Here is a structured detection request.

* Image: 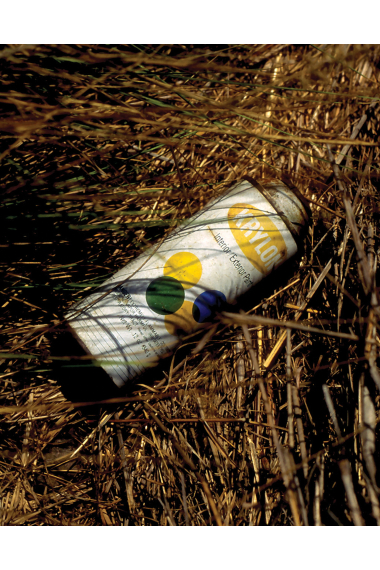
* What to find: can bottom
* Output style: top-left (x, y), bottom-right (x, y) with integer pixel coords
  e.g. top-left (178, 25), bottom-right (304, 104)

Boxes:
top-left (51, 327), bottom-right (122, 404)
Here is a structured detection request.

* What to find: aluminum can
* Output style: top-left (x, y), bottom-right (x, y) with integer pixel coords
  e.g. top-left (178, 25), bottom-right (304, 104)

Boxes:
top-left (64, 178), bottom-right (308, 389)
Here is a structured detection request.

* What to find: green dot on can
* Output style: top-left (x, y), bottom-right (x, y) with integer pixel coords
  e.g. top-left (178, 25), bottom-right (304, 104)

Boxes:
top-left (146, 276), bottom-right (185, 315)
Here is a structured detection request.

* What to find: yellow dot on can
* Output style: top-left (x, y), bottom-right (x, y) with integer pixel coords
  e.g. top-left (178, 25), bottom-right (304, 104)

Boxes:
top-left (165, 301), bottom-right (195, 336)
top-left (164, 252), bottom-right (202, 289)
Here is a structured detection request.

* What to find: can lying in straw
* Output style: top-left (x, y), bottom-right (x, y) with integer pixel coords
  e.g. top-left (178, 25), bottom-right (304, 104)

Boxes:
top-left (56, 178), bottom-right (308, 398)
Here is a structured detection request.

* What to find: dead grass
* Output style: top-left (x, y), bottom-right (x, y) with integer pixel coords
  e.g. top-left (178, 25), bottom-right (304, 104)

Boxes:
top-left (1, 44), bottom-right (380, 525)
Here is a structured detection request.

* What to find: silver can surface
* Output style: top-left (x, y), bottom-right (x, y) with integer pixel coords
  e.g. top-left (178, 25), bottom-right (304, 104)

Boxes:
top-left (64, 178), bottom-right (308, 388)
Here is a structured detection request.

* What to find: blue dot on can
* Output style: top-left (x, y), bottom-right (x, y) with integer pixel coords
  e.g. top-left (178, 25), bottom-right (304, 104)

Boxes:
top-left (192, 290), bottom-right (227, 323)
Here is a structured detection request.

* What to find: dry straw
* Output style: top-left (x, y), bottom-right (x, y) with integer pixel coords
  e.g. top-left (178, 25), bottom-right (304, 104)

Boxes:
top-left (1, 44), bottom-right (380, 526)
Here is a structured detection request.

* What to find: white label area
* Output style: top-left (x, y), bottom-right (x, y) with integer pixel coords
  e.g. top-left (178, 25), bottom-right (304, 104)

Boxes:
top-left (66, 181), bottom-right (297, 387)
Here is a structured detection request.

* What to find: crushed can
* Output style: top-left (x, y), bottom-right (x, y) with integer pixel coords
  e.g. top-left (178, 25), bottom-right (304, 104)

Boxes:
top-left (55, 178), bottom-right (308, 398)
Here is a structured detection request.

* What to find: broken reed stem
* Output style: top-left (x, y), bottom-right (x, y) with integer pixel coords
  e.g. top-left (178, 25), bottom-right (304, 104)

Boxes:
top-left (144, 402), bottom-right (223, 526)
top-left (241, 321), bottom-right (307, 525)
top-left (100, 418), bottom-right (290, 431)
top-left (339, 459), bottom-right (365, 526)
top-left (292, 385), bottom-right (309, 480)
top-left (287, 382), bottom-right (295, 450)
top-left (225, 310), bottom-right (359, 342)
top-left (327, 145), bottom-right (372, 295)
top-left (335, 101), bottom-right (378, 165)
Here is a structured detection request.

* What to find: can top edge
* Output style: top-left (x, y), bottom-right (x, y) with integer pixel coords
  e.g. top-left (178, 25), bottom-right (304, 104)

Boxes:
top-left (260, 178), bottom-right (309, 239)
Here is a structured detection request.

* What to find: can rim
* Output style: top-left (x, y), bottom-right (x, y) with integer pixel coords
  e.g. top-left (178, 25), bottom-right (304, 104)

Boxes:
top-left (242, 175), bottom-right (308, 240)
